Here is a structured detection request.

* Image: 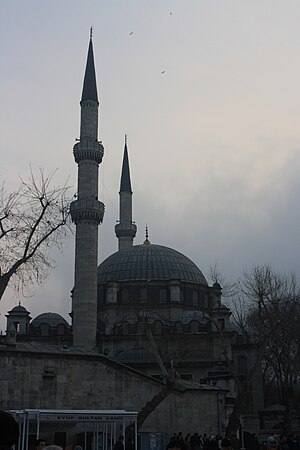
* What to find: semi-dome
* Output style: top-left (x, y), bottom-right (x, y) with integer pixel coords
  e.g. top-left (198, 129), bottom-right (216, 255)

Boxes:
top-left (97, 243), bottom-right (207, 285)
top-left (31, 312), bottom-right (70, 328)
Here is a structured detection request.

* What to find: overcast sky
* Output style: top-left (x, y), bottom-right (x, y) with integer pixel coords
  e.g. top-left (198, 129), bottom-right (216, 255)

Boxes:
top-left (1, 0), bottom-right (300, 331)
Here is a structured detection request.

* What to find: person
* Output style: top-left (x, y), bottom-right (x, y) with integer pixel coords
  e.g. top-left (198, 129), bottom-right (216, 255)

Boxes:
top-left (36, 439), bottom-right (46, 450)
top-left (191, 433), bottom-right (201, 450)
top-left (125, 438), bottom-right (134, 450)
top-left (113, 436), bottom-right (124, 450)
top-left (185, 434), bottom-right (191, 450)
top-left (267, 436), bottom-right (279, 450)
top-left (169, 440), bottom-right (186, 450)
top-left (0, 410), bottom-right (19, 450)
top-left (221, 438), bottom-right (232, 450)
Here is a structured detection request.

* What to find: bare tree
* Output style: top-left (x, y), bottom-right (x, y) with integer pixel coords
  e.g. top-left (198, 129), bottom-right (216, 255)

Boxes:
top-left (241, 265), bottom-right (300, 433)
top-left (208, 262), bottom-right (239, 298)
top-left (0, 169), bottom-right (71, 301)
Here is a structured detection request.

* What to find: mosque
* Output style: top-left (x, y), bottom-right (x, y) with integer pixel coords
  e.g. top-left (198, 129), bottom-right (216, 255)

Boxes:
top-left (0, 35), bottom-right (264, 439)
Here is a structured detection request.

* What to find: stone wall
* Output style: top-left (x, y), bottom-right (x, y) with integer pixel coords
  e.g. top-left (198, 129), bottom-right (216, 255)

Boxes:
top-left (0, 348), bottom-right (225, 435)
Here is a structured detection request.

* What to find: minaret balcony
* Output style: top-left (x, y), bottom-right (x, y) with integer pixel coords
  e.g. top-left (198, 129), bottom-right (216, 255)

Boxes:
top-left (70, 198), bottom-right (105, 224)
top-left (73, 139), bottom-right (104, 164)
top-left (115, 221), bottom-right (137, 238)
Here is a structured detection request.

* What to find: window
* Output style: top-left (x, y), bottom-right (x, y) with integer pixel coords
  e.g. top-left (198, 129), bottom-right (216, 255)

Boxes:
top-left (13, 322), bottom-right (20, 333)
top-left (192, 291), bottom-right (198, 307)
top-left (217, 318), bottom-right (225, 330)
top-left (57, 324), bottom-right (66, 336)
top-left (180, 374), bottom-right (193, 381)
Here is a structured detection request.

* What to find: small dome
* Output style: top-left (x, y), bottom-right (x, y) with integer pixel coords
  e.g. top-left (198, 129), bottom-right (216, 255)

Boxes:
top-left (8, 304), bottom-right (30, 314)
top-left (98, 244), bottom-right (207, 285)
top-left (31, 312), bottom-right (70, 328)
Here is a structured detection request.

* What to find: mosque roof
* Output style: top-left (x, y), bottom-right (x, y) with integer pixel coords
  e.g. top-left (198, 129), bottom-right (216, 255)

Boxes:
top-left (7, 305), bottom-right (30, 315)
top-left (97, 244), bottom-right (208, 285)
top-left (31, 313), bottom-right (70, 328)
top-left (115, 347), bottom-right (157, 364)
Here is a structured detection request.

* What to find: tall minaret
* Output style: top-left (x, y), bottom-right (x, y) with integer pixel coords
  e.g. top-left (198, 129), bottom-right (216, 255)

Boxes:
top-left (115, 136), bottom-right (137, 250)
top-left (70, 31), bottom-right (104, 348)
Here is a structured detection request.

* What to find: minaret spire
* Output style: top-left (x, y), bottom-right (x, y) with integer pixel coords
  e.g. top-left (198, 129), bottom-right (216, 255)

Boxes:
top-left (81, 32), bottom-right (98, 104)
top-left (115, 136), bottom-right (137, 250)
top-left (70, 34), bottom-right (105, 348)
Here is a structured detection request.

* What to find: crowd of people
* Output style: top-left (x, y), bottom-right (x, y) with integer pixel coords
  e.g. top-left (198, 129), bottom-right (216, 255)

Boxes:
top-left (166, 432), bottom-right (300, 450)
top-left (1, 409), bottom-right (300, 450)
top-left (166, 433), bottom-right (240, 450)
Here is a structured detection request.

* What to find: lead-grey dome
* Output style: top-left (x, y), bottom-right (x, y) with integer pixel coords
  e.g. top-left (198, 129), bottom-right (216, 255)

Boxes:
top-left (8, 305), bottom-right (29, 314)
top-left (97, 244), bottom-right (207, 285)
top-left (31, 312), bottom-right (70, 328)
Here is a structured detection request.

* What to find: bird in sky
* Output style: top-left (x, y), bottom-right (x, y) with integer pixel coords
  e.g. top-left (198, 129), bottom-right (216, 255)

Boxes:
top-left (161, 70), bottom-right (166, 74)
top-left (129, 31), bottom-right (134, 35)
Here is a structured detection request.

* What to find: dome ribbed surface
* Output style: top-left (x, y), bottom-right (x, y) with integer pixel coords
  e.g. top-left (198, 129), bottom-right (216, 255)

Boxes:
top-left (31, 313), bottom-right (70, 328)
top-left (97, 244), bottom-right (207, 285)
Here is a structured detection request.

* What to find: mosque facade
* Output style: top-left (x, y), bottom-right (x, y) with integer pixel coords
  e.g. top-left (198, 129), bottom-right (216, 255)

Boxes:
top-left (0, 36), bottom-right (264, 438)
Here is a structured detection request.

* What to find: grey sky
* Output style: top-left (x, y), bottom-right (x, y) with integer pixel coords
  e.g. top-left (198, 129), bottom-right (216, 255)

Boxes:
top-left (1, 0), bottom-right (300, 330)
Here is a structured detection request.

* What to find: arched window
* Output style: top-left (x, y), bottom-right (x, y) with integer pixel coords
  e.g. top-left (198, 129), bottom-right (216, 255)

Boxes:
top-left (218, 318), bottom-right (225, 330)
top-left (192, 291), bottom-right (198, 307)
top-left (13, 322), bottom-right (20, 333)
top-left (57, 324), bottom-right (66, 336)
top-left (238, 355), bottom-right (248, 376)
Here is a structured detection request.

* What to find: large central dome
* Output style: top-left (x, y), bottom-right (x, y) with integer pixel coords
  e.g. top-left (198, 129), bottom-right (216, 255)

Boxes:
top-left (97, 244), bottom-right (207, 285)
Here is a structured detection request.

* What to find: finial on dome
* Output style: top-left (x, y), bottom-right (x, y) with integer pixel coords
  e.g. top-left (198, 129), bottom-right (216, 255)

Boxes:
top-left (90, 27), bottom-right (93, 39)
top-left (143, 225), bottom-right (151, 245)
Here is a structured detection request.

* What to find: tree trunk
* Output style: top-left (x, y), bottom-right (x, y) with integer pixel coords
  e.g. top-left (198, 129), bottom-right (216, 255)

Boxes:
top-left (226, 388), bottom-right (247, 436)
top-left (283, 389), bottom-right (292, 435)
top-left (0, 273), bottom-right (10, 301)
top-left (137, 381), bottom-right (175, 429)
top-left (126, 381), bottom-right (175, 437)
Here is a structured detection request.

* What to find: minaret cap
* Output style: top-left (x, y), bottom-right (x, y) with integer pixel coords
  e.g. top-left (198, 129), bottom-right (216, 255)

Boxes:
top-left (81, 32), bottom-right (98, 102)
top-left (120, 135), bottom-right (133, 193)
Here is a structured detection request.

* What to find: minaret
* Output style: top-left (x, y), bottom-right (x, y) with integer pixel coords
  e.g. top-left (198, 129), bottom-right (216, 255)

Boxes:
top-left (115, 136), bottom-right (137, 250)
top-left (70, 31), bottom-right (104, 348)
